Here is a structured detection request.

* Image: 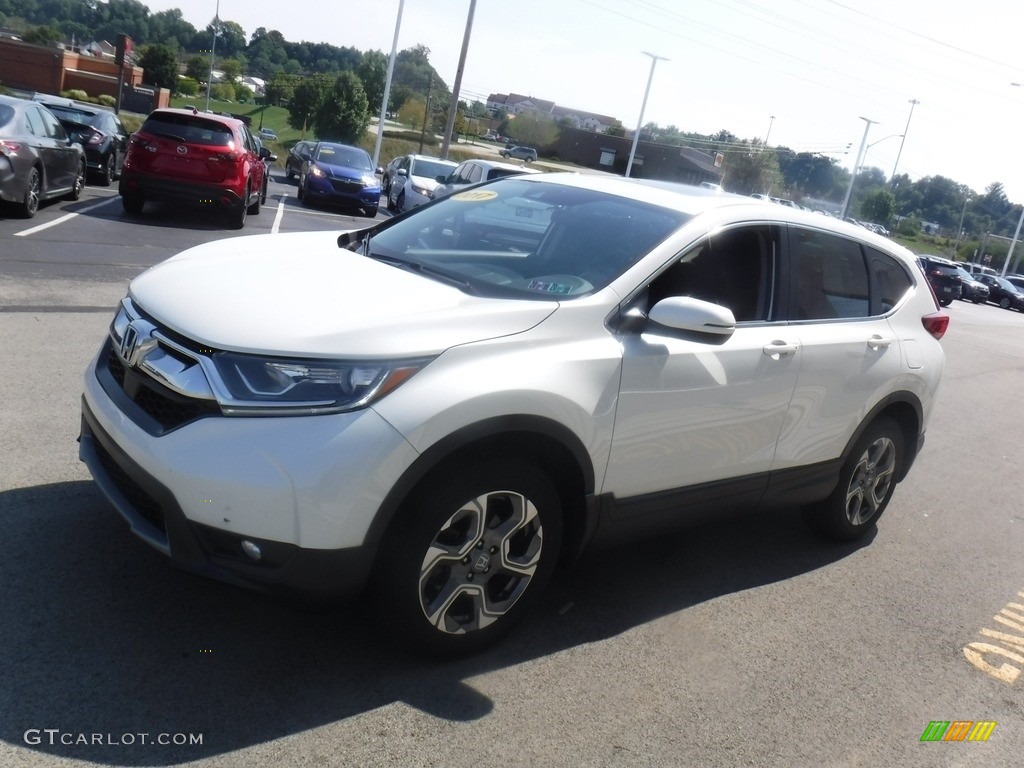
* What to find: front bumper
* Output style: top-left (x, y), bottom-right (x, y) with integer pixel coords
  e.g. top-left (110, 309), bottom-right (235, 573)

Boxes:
top-left (305, 175), bottom-right (380, 209)
top-left (80, 344), bottom-right (420, 600)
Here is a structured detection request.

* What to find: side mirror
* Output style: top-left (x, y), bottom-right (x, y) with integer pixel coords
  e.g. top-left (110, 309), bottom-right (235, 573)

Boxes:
top-left (647, 296), bottom-right (736, 340)
top-left (375, 166), bottom-right (384, 175)
top-left (397, 168), bottom-right (408, 178)
top-left (435, 174), bottom-right (448, 183)
top-left (300, 152), bottom-right (312, 161)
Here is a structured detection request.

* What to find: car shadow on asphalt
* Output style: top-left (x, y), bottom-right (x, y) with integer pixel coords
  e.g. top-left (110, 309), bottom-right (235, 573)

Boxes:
top-left (0, 480), bottom-right (870, 765)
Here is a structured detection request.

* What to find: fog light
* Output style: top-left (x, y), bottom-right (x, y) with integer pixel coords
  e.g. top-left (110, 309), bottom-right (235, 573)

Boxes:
top-left (241, 540), bottom-right (262, 561)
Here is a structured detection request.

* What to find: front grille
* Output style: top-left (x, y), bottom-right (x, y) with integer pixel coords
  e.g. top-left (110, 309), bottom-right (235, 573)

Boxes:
top-left (330, 178), bottom-right (363, 194)
top-left (102, 339), bottom-right (220, 434)
top-left (93, 439), bottom-right (166, 533)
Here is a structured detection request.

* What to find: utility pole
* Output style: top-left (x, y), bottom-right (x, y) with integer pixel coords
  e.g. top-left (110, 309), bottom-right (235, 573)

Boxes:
top-left (890, 99), bottom-right (918, 181)
top-left (440, 0), bottom-right (477, 160)
top-left (841, 116), bottom-right (877, 220)
top-left (418, 72), bottom-right (433, 154)
top-left (625, 52), bottom-right (668, 178)
top-left (204, 0), bottom-right (220, 113)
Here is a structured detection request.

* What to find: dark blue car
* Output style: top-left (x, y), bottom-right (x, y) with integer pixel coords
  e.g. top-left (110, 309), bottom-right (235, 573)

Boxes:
top-left (297, 142), bottom-right (381, 218)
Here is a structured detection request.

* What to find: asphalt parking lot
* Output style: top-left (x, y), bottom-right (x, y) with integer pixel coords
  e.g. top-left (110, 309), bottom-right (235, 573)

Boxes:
top-left (1, 179), bottom-right (1023, 767)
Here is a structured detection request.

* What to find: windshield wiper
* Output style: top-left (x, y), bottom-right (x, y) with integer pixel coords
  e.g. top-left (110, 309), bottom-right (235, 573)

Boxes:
top-left (366, 252), bottom-right (478, 294)
top-left (152, 131), bottom-right (188, 142)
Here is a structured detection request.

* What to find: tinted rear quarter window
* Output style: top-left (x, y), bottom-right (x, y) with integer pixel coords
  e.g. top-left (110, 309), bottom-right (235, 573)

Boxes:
top-left (791, 228), bottom-right (869, 319)
top-left (866, 247), bottom-right (913, 313)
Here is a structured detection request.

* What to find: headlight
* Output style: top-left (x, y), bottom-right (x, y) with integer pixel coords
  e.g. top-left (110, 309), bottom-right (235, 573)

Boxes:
top-left (412, 184), bottom-right (430, 196)
top-left (362, 174), bottom-right (378, 187)
top-left (211, 352), bottom-right (431, 415)
top-left (310, 164), bottom-right (325, 178)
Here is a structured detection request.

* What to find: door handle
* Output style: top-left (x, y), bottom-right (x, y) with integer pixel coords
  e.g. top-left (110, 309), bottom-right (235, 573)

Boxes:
top-left (763, 341), bottom-right (799, 358)
top-left (867, 335), bottom-right (893, 350)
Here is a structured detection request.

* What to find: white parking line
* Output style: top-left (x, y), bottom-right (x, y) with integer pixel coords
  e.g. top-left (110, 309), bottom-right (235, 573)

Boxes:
top-left (14, 197), bottom-right (119, 237)
top-left (272, 194), bottom-right (288, 234)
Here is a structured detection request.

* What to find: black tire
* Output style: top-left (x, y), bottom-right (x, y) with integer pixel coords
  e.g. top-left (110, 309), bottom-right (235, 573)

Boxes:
top-left (938, 297), bottom-right (952, 307)
top-left (395, 190), bottom-right (405, 213)
top-left (121, 193), bottom-right (144, 214)
top-left (230, 185), bottom-right (250, 229)
top-left (999, 297), bottom-right (1011, 309)
top-left (99, 153), bottom-right (115, 186)
top-left (247, 185), bottom-right (261, 216)
top-left (381, 174), bottom-right (391, 195)
top-left (363, 205), bottom-right (379, 219)
top-left (19, 167), bottom-right (41, 218)
top-left (68, 160), bottom-right (85, 201)
top-left (973, 297), bottom-right (983, 304)
top-left (297, 176), bottom-right (305, 201)
top-left (286, 166), bottom-right (295, 181)
top-left (375, 459), bottom-right (563, 657)
top-left (802, 416), bottom-right (903, 541)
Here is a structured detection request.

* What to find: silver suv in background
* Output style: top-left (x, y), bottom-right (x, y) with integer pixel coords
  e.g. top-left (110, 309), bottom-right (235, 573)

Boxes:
top-left (430, 158), bottom-right (540, 200)
top-left (500, 145), bottom-right (538, 162)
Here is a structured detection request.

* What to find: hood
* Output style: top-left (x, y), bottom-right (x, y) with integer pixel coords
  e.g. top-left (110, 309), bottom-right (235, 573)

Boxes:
top-left (128, 230), bottom-right (557, 357)
top-left (319, 160), bottom-right (372, 182)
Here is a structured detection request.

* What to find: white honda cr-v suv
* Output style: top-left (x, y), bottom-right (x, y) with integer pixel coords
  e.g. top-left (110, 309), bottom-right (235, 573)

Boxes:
top-left (80, 174), bottom-right (947, 655)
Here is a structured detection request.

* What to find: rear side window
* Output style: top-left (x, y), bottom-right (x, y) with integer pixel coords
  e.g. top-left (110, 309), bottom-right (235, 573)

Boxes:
top-left (866, 247), bottom-right (913, 313)
top-left (790, 228), bottom-right (869, 320)
top-left (142, 114), bottom-right (234, 146)
top-left (0, 104), bottom-right (15, 129)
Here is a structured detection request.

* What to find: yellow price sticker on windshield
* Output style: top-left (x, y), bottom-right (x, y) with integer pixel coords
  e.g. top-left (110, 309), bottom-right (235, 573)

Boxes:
top-left (451, 189), bottom-right (498, 202)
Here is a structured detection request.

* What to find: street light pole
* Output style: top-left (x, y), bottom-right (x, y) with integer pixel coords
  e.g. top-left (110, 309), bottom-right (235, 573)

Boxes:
top-left (763, 115), bottom-right (775, 147)
top-left (204, 0), bottom-right (220, 113)
top-left (890, 98), bottom-right (918, 180)
top-left (625, 51), bottom-right (668, 178)
top-left (1001, 206), bottom-right (1024, 277)
top-left (372, 0), bottom-right (405, 171)
top-left (840, 116), bottom-right (877, 220)
top-left (953, 194), bottom-right (971, 257)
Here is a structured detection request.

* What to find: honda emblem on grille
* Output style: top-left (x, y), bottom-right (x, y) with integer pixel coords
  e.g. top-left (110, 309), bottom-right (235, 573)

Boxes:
top-left (119, 324), bottom-right (139, 364)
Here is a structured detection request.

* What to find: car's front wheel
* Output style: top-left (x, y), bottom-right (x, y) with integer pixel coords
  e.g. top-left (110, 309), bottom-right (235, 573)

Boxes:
top-left (376, 460), bottom-right (563, 657)
top-left (68, 160), bottom-right (85, 201)
top-left (999, 297), bottom-right (1011, 309)
top-left (803, 416), bottom-right (903, 541)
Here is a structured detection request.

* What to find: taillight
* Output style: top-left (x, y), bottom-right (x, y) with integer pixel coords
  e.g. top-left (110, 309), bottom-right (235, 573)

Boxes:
top-left (85, 128), bottom-right (104, 145)
top-left (922, 312), bottom-right (949, 340)
top-left (209, 152), bottom-right (240, 162)
top-left (0, 139), bottom-right (22, 156)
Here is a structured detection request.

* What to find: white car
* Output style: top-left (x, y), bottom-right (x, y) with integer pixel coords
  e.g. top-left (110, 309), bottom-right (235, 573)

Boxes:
top-left (382, 154), bottom-right (457, 212)
top-left (80, 175), bottom-right (948, 656)
top-left (430, 158), bottom-right (540, 200)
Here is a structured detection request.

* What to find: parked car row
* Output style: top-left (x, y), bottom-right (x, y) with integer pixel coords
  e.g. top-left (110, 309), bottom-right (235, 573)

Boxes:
top-left (916, 254), bottom-right (1024, 311)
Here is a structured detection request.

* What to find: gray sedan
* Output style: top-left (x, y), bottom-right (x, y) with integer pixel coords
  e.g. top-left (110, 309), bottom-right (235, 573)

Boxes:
top-left (0, 94), bottom-right (85, 217)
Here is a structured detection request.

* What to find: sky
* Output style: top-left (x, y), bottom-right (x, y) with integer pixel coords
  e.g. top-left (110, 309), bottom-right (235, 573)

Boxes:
top-left (141, 0), bottom-right (1024, 204)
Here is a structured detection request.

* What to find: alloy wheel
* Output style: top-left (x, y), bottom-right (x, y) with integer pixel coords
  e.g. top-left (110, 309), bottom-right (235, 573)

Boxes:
top-left (844, 435), bottom-right (896, 526)
top-left (418, 489), bottom-right (544, 635)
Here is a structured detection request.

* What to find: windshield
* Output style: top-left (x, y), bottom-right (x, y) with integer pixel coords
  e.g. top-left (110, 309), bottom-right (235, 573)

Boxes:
top-left (365, 177), bottom-right (689, 299)
top-left (411, 159), bottom-right (455, 180)
top-left (315, 143), bottom-right (372, 171)
top-left (46, 106), bottom-right (97, 127)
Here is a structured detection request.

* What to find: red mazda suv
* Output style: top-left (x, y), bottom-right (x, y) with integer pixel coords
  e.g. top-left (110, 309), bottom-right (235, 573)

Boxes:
top-left (118, 107), bottom-right (270, 229)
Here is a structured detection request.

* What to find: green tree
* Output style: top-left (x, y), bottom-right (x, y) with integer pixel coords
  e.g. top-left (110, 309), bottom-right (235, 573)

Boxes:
top-left (220, 58), bottom-right (242, 84)
top-left (605, 124), bottom-right (625, 138)
top-left (138, 43), bottom-right (179, 91)
top-left (23, 24), bottom-right (62, 44)
top-left (721, 145), bottom-right (782, 195)
top-left (185, 55), bottom-right (207, 83)
top-left (397, 97), bottom-right (427, 130)
top-left (859, 188), bottom-right (896, 224)
top-left (287, 74), bottom-right (332, 133)
top-left (358, 50), bottom-right (388, 116)
top-left (505, 114), bottom-right (558, 148)
top-left (314, 71), bottom-right (370, 143)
